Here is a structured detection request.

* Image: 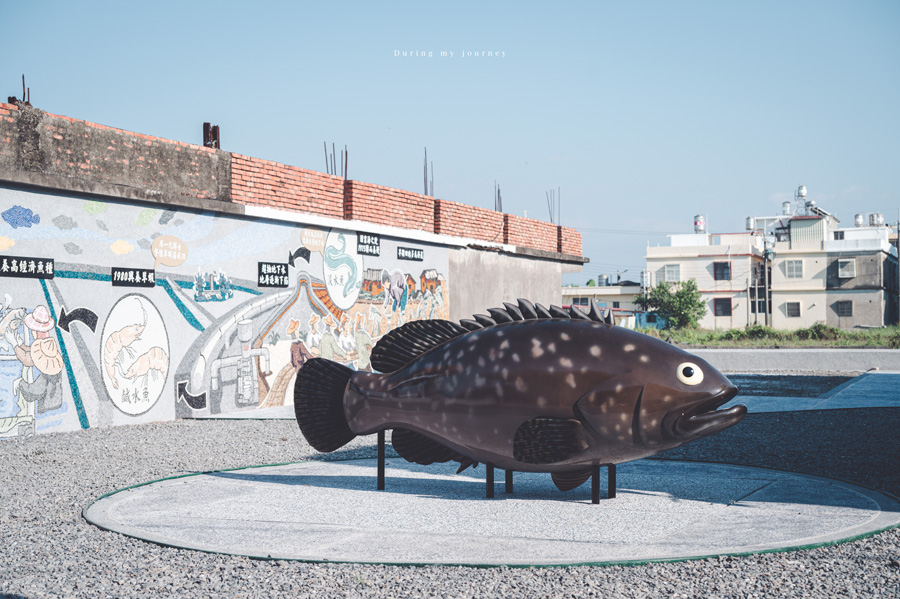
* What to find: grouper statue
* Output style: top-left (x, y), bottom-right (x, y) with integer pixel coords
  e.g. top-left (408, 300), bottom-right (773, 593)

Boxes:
top-left (295, 299), bottom-right (746, 491)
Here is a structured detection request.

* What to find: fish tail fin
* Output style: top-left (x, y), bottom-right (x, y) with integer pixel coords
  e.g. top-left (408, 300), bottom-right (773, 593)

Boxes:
top-left (294, 358), bottom-right (356, 452)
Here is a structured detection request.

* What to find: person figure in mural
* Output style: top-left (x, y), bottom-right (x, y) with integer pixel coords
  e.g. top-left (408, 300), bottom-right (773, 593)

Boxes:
top-left (12, 305), bottom-right (64, 414)
top-left (14, 338), bottom-right (64, 414)
top-left (307, 314), bottom-right (323, 350)
top-left (287, 319), bottom-right (313, 372)
top-left (353, 312), bottom-right (374, 372)
top-left (317, 313), bottom-right (348, 362)
top-left (433, 277), bottom-right (446, 318)
top-left (382, 269), bottom-right (408, 329)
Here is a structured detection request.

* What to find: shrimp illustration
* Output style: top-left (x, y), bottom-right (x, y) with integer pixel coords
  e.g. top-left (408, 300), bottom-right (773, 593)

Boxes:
top-left (103, 311), bottom-right (146, 389)
top-left (123, 346), bottom-right (168, 387)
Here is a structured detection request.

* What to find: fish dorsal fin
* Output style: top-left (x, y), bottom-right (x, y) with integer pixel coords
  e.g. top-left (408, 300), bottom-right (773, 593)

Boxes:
top-left (459, 319), bottom-right (483, 331)
top-left (551, 468), bottom-right (594, 492)
top-left (513, 417), bottom-right (587, 464)
top-left (517, 298), bottom-right (538, 320)
top-left (487, 307), bottom-right (514, 323)
top-left (568, 305), bottom-right (590, 321)
top-left (474, 314), bottom-right (496, 327)
top-left (502, 302), bottom-right (524, 321)
top-left (534, 303), bottom-right (553, 319)
top-left (549, 305), bottom-right (569, 319)
top-left (392, 428), bottom-right (471, 466)
top-left (587, 301), bottom-right (605, 323)
top-left (370, 319), bottom-right (469, 373)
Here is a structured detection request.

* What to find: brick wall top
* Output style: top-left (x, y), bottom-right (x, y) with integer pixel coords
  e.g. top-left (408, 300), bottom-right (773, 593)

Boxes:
top-left (504, 213), bottom-right (559, 253)
top-left (344, 179), bottom-right (434, 233)
top-left (0, 103), bottom-right (584, 261)
top-left (231, 154), bottom-right (344, 219)
top-left (434, 198), bottom-right (505, 244)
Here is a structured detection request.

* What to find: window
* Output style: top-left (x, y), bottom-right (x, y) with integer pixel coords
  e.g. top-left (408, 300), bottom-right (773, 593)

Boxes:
top-left (664, 264), bottom-right (680, 282)
top-left (713, 298), bottom-right (732, 317)
top-left (786, 260), bottom-right (803, 279)
top-left (574, 297), bottom-right (589, 306)
top-left (838, 258), bottom-right (856, 279)
top-left (833, 231), bottom-right (845, 240)
top-left (713, 262), bottom-right (732, 281)
top-left (835, 301), bottom-right (853, 317)
top-left (613, 301), bottom-right (620, 309)
top-left (786, 302), bottom-right (801, 318)
top-left (646, 313), bottom-right (657, 323)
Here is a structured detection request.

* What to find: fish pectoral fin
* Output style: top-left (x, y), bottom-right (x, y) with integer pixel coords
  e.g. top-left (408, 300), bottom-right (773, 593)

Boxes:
top-left (513, 417), bottom-right (587, 465)
top-left (392, 428), bottom-right (471, 466)
top-left (551, 469), bottom-right (594, 492)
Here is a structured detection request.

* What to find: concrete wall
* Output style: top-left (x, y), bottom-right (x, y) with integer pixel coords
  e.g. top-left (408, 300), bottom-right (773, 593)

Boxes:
top-left (448, 248), bottom-right (567, 320)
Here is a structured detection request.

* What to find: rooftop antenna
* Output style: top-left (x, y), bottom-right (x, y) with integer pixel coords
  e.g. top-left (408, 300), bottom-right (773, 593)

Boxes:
top-left (494, 181), bottom-right (503, 212)
top-left (323, 142), bottom-right (330, 174)
top-left (424, 147), bottom-right (428, 195)
top-left (429, 161), bottom-right (434, 196)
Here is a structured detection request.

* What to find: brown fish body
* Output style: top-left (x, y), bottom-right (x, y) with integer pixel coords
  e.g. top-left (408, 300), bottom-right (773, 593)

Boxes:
top-left (342, 319), bottom-right (739, 472)
top-left (295, 300), bottom-right (746, 485)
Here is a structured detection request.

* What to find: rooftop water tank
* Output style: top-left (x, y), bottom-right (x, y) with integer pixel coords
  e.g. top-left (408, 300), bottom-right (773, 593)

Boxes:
top-left (870, 213), bottom-right (884, 226)
top-left (855, 213), bottom-right (865, 227)
top-left (782, 201), bottom-right (792, 216)
top-left (598, 274), bottom-right (609, 286)
top-left (797, 185), bottom-right (807, 199)
top-left (745, 216), bottom-right (755, 231)
top-left (694, 214), bottom-right (706, 234)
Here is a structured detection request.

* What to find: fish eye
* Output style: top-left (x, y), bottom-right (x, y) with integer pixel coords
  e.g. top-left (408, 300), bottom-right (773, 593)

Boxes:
top-left (676, 362), bottom-right (704, 385)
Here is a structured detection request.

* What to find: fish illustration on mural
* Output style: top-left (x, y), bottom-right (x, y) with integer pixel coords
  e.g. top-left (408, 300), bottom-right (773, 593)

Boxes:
top-left (295, 299), bottom-right (746, 491)
top-left (2, 205), bottom-right (40, 229)
top-left (324, 233), bottom-right (358, 296)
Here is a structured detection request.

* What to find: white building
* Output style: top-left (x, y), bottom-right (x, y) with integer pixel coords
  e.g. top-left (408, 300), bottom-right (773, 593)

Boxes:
top-left (642, 190), bottom-right (899, 330)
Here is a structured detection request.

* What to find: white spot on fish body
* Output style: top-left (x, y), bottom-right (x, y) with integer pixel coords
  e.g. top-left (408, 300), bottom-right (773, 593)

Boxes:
top-left (537, 397), bottom-right (547, 407)
top-left (475, 375), bottom-right (486, 387)
top-left (620, 413), bottom-right (627, 422)
top-left (560, 357), bottom-right (573, 368)
top-left (515, 377), bottom-right (527, 392)
top-left (478, 357), bottom-right (485, 367)
top-left (457, 350), bottom-right (464, 359)
top-left (640, 355), bottom-right (649, 363)
top-left (590, 346), bottom-right (601, 357)
top-left (616, 383), bottom-right (623, 393)
top-left (512, 354), bottom-right (521, 363)
top-left (500, 340), bottom-right (510, 350)
top-left (561, 332), bottom-right (570, 341)
top-left (624, 344), bottom-right (635, 352)
top-left (502, 368), bottom-right (509, 380)
top-left (547, 342), bottom-right (556, 353)
top-left (531, 339), bottom-right (544, 358)
top-left (566, 373), bottom-right (576, 388)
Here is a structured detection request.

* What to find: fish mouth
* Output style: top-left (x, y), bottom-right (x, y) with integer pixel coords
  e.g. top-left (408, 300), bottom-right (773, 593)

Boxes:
top-left (671, 386), bottom-right (746, 438)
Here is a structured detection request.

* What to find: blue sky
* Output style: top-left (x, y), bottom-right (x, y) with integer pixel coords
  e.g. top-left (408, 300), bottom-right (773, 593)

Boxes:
top-left (4, 1), bottom-right (898, 284)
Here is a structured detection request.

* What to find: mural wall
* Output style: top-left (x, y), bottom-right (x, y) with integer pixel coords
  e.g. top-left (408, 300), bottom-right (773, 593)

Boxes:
top-left (0, 185), bottom-right (449, 439)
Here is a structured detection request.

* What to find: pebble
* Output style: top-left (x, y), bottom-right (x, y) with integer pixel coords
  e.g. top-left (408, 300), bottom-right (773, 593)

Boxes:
top-left (1, 406), bottom-right (899, 598)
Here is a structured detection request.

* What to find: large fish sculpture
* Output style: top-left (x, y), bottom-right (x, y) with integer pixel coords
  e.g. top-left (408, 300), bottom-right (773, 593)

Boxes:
top-left (295, 299), bottom-right (746, 491)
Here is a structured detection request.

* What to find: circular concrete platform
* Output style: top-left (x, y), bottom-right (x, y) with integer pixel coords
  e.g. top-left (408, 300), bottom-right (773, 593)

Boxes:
top-left (84, 458), bottom-right (900, 566)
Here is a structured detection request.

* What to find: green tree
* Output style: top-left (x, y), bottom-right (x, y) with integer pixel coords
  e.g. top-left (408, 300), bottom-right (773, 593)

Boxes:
top-left (585, 278), bottom-right (596, 287)
top-left (635, 279), bottom-right (706, 329)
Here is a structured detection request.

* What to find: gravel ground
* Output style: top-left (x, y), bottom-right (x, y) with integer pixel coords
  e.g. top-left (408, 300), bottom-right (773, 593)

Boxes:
top-left (2, 405), bottom-right (900, 598)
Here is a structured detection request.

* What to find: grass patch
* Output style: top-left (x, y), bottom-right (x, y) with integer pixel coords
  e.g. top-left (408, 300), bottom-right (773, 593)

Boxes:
top-left (637, 324), bottom-right (900, 348)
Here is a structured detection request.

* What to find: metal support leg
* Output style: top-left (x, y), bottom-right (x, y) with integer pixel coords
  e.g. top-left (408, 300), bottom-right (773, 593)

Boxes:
top-left (377, 430), bottom-right (385, 490)
top-left (608, 463), bottom-right (616, 499)
top-left (505, 469), bottom-right (513, 494)
top-left (591, 464), bottom-right (600, 504)
top-left (486, 463), bottom-right (494, 498)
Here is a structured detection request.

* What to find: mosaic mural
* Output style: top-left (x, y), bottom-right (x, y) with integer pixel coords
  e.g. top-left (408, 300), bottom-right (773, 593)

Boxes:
top-left (0, 186), bottom-right (449, 438)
